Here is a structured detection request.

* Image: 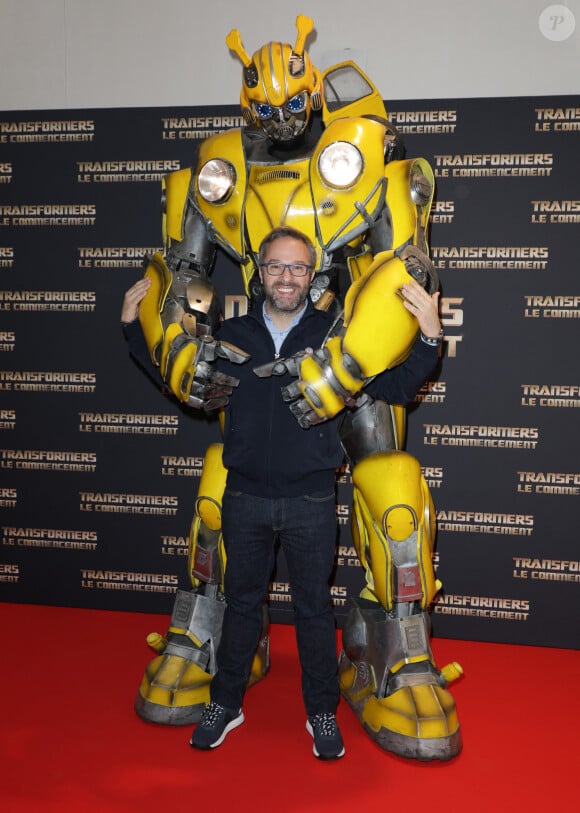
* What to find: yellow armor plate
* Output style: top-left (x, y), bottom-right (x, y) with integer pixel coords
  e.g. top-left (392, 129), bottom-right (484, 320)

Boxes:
top-left (246, 156), bottom-right (319, 261)
top-left (384, 157), bottom-right (434, 250)
top-left (140, 252), bottom-right (172, 365)
top-left (195, 443), bottom-right (227, 531)
top-left (351, 451), bottom-right (438, 610)
top-left (194, 129), bottom-right (247, 257)
top-left (311, 116), bottom-right (388, 251)
top-left (163, 167), bottom-right (192, 246)
top-left (343, 251), bottom-right (419, 377)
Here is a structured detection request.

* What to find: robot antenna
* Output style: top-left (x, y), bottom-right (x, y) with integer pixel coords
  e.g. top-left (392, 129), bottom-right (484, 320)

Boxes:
top-left (226, 29), bottom-right (252, 67)
top-left (293, 14), bottom-right (314, 57)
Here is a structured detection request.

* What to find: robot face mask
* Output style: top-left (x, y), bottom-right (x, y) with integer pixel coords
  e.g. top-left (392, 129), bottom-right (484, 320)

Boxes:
top-left (227, 16), bottom-right (322, 144)
top-left (253, 88), bottom-right (310, 143)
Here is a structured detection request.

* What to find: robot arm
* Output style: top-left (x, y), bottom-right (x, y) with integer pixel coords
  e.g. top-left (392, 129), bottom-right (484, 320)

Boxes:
top-left (256, 247), bottom-right (438, 426)
top-left (139, 169), bottom-right (250, 409)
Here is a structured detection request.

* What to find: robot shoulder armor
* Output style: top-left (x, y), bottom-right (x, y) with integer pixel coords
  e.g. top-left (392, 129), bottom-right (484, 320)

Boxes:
top-left (196, 128), bottom-right (246, 168)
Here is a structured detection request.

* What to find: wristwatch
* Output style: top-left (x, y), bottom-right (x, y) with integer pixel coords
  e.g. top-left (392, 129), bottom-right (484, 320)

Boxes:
top-left (420, 329), bottom-right (444, 347)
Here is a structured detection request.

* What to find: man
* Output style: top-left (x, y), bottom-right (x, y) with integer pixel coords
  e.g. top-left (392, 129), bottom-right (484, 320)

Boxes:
top-left (122, 225), bottom-right (442, 760)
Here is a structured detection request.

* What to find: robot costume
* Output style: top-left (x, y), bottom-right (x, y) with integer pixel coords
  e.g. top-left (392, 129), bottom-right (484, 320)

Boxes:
top-left (135, 14), bottom-right (462, 761)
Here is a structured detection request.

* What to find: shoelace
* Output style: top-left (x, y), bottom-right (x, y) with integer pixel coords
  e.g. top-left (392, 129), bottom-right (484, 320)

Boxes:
top-left (201, 702), bottom-right (224, 726)
top-left (312, 713), bottom-right (337, 736)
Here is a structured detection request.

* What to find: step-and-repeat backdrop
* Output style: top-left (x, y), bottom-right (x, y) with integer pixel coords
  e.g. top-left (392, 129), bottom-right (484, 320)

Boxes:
top-left (1, 97), bottom-right (578, 649)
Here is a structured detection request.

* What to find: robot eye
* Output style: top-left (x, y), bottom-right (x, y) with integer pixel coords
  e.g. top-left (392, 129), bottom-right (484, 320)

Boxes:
top-left (254, 103), bottom-right (274, 120)
top-left (287, 93), bottom-right (307, 113)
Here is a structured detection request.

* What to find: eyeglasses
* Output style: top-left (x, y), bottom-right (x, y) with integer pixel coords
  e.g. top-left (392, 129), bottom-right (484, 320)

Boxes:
top-left (260, 261), bottom-right (313, 277)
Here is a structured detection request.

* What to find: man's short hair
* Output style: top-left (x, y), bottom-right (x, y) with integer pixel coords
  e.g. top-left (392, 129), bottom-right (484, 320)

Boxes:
top-left (258, 226), bottom-right (317, 270)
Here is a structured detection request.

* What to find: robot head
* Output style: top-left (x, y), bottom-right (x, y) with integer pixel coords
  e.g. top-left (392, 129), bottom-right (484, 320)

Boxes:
top-left (226, 15), bottom-right (322, 144)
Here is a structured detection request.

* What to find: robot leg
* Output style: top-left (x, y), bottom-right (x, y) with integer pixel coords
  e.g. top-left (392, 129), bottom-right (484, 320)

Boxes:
top-left (134, 443), bottom-right (270, 725)
top-left (338, 450), bottom-right (463, 760)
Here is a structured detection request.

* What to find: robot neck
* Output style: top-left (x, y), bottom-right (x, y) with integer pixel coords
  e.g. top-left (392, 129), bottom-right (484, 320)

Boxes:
top-left (267, 130), bottom-right (317, 161)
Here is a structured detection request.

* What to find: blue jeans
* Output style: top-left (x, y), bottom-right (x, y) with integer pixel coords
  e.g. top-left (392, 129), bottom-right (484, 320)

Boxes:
top-left (210, 488), bottom-right (339, 717)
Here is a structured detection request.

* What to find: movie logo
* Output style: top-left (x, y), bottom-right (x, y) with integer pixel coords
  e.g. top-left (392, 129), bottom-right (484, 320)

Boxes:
top-left (0, 331), bottom-right (15, 352)
top-left (0, 119), bottom-right (95, 143)
top-left (433, 153), bottom-right (553, 178)
top-left (0, 371), bottom-right (96, 393)
top-left (440, 297), bottom-right (463, 358)
top-left (434, 593), bottom-right (529, 621)
top-left (0, 290), bottom-right (95, 312)
top-left (161, 455), bottom-right (203, 476)
top-left (388, 109), bottom-right (457, 135)
top-left (521, 384), bottom-right (580, 408)
top-left (535, 107), bottom-right (580, 132)
top-left (336, 462), bottom-right (352, 485)
top-left (335, 544), bottom-right (358, 568)
top-left (0, 562), bottom-right (19, 583)
top-left (414, 381), bottom-right (446, 405)
top-left (531, 200), bottom-right (580, 224)
top-left (0, 409), bottom-right (15, 429)
top-left (0, 449), bottom-right (96, 472)
top-left (513, 557), bottom-right (580, 583)
top-left (430, 200), bottom-right (455, 224)
top-left (516, 471), bottom-right (580, 496)
top-left (78, 247), bottom-right (161, 269)
top-left (268, 580), bottom-right (348, 607)
top-left (77, 160), bottom-right (180, 183)
top-left (431, 246), bottom-right (548, 271)
top-left (0, 247), bottom-right (14, 268)
top-left (0, 487), bottom-right (17, 508)
top-left (336, 503), bottom-right (350, 526)
top-left (161, 115), bottom-right (244, 141)
top-left (79, 491), bottom-right (179, 515)
top-left (80, 569), bottom-right (179, 593)
top-left (0, 204), bottom-right (96, 227)
top-left (422, 466), bottom-right (444, 489)
top-left (437, 510), bottom-right (534, 536)
top-left (424, 424), bottom-right (539, 449)
top-left (2, 527), bottom-right (98, 551)
top-left (79, 413), bottom-right (179, 436)
top-left (161, 535), bottom-right (189, 557)
top-left (523, 295), bottom-right (580, 319)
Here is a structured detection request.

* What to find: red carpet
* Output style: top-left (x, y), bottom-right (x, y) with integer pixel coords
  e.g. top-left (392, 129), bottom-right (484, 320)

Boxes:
top-left (1, 602), bottom-right (578, 812)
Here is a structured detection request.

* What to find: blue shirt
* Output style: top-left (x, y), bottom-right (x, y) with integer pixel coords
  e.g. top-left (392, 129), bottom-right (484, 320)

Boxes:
top-left (262, 301), bottom-right (308, 356)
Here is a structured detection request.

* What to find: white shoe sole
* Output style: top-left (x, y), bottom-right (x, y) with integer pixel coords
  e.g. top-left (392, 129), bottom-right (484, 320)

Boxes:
top-left (190, 710), bottom-right (245, 749)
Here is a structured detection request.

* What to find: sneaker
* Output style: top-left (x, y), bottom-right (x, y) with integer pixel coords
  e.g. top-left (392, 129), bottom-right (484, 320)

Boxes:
top-left (306, 712), bottom-right (345, 760)
top-left (189, 701), bottom-right (244, 750)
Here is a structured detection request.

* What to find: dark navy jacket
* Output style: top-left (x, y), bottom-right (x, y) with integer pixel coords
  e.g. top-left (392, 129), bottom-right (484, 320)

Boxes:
top-left (124, 299), bottom-right (438, 498)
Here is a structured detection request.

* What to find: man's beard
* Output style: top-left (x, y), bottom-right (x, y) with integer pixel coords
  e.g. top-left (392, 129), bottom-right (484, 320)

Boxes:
top-left (267, 283), bottom-right (307, 314)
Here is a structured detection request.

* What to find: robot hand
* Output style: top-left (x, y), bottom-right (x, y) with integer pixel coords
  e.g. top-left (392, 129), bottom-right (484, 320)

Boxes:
top-left (162, 329), bottom-right (250, 411)
top-left (253, 340), bottom-right (363, 428)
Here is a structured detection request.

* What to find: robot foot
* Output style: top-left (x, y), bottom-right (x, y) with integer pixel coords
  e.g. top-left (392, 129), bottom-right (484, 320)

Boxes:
top-left (134, 631), bottom-right (214, 726)
top-left (134, 590), bottom-right (271, 726)
top-left (134, 628), bottom-right (271, 725)
top-left (339, 650), bottom-right (463, 761)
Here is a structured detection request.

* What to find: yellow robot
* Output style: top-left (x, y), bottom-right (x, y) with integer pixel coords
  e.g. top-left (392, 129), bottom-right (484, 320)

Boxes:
top-left (135, 14), bottom-right (462, 759)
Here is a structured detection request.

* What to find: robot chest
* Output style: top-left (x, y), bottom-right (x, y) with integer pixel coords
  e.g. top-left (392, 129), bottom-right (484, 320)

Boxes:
top-left (194, 118), bottom-right (389, 264)
top-left (243, 155), bottom-right (383, 262)
top-left (244, 160), bottom-right (317, 254)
